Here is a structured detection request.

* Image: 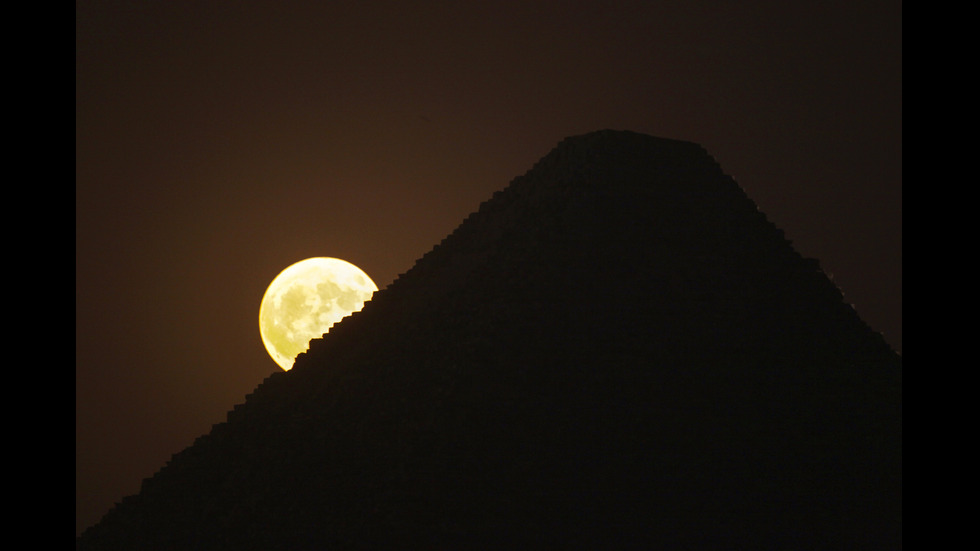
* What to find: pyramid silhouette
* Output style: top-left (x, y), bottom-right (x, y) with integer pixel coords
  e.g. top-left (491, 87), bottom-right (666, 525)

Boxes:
top-left (78, 130), bottom-right (901, 550)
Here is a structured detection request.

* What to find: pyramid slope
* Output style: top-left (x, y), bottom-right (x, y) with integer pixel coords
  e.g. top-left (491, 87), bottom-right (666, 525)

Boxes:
top-left (78, 131), bottom-right (901, 550)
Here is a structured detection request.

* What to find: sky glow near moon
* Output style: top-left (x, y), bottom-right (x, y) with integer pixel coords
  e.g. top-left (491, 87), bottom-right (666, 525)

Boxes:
top-left (259, 257), bottom-right (378, 370)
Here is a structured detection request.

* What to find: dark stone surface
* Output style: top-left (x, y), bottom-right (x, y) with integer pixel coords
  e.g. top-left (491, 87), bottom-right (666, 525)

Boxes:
top-left (78, 130), bottom-right (901, 550)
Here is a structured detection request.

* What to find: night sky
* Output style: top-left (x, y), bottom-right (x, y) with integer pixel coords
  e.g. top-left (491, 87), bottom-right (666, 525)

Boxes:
top-left (76, 0), bottom-right (901, 536)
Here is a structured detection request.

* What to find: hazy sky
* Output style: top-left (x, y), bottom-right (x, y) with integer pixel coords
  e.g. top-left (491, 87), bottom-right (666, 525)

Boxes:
top-left (76, 0), bottom-right (901, 536)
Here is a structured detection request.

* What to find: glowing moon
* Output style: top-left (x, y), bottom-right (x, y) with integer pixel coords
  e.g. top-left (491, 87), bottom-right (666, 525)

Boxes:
top-left (259, 257), bottom-right (378, 370)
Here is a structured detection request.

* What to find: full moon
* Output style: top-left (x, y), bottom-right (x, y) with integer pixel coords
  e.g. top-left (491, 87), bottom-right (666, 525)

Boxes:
top-left (259, 257), bottom-right (378, 370)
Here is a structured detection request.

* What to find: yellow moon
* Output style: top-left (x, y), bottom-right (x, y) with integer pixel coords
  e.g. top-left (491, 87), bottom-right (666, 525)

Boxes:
top-left (259, 257), bottom-right (378, 370)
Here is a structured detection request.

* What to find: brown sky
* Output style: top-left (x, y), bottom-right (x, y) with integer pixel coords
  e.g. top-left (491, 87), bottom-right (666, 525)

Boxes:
top-left (76, 0), bottom-right (901, 536)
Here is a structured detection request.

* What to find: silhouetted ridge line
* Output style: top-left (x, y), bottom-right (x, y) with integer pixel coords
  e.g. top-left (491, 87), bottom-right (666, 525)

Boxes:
top-left (78, 130), bottom-right (900, 551)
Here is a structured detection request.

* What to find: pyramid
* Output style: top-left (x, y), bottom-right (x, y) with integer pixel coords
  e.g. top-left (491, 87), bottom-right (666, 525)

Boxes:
top-left (78, 130), bottom-right (901, 550)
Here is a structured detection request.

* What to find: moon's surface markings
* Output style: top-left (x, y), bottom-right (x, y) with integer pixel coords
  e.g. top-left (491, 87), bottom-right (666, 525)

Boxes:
top-left (259, 257), bottom-right (378, 370)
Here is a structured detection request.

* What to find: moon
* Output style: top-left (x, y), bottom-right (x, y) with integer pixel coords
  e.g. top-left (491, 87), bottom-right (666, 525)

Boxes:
top-left (259, 257), bottom-right (378, 370)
